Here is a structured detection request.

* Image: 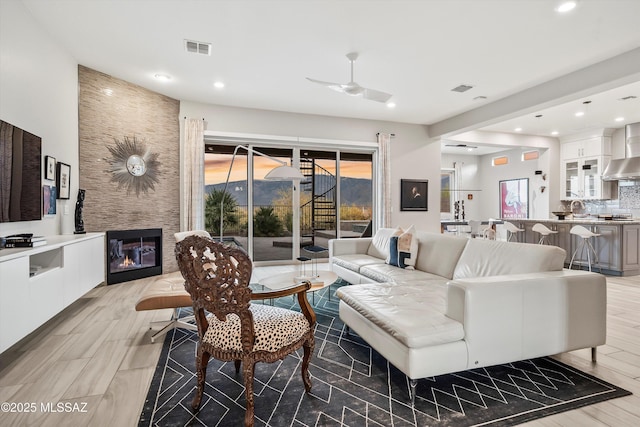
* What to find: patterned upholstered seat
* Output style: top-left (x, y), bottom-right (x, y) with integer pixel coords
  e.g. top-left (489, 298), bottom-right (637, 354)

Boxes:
top-left (175, 235), bottom-right (316, 427)
top-left (204, 305), bottom-right (311, 352)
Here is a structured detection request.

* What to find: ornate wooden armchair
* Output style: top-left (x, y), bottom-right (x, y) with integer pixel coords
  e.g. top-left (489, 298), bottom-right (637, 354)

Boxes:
top-left (174, 235), bottom-right (316, 427)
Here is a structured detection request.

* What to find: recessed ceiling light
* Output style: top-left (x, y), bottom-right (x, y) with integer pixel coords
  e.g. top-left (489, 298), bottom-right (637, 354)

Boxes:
top-left (467, 147), bottom-right (474, 152)
top-left (154, 73), bottom-right (171, 82)
top-left (386, 102), bottom-right (396, 109)
top-left (575, 111), bottom-right (585, 117)
top-left (555, 1), bottom-right (577, 13)
top-left (551, 131), bottom-right (559, 136)
top-left (515, 127), bottom-right (522, 132)
top-left (615, 117), bottom-right (625, 122)
top-left (214, 81), bottom-right (225, 89)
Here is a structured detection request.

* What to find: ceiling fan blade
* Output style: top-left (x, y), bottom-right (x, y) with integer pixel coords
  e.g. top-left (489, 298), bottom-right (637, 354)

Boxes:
top-left (306, 77), bottom-right (346, 93)
top-left (361, 87), bottom-right (392, 103)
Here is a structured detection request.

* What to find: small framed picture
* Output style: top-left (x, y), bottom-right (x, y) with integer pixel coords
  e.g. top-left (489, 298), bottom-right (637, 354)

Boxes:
top-left (56, 162), bottom-right (71, 199)
top-left (43, 185), bottom-right (57, 215)
top-left (401, 179), bottom-right (428, 211)
top-left (45, 155), bottom-right (56, 180)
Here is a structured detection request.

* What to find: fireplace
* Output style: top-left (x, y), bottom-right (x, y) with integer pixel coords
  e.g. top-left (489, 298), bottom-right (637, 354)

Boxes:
top-left (106, 228), bottom-right (162, 285)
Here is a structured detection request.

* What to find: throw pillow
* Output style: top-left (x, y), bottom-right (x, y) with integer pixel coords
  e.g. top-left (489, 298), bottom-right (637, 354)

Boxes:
top-left (367, 227), bottom-right (403, 259)
top-left (383, 227), bottom-right (404, 263)
top-left (388, 225), bottom-right (418, 269)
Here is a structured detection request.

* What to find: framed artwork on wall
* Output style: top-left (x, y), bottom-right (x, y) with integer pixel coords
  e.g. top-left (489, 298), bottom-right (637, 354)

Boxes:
top-left (499, 178), bottom-right (529, 219)
top-left (45, 155), bottom-right (56, 180)
top-left (56, 162), bottom-right (71, 199)
top-left (400, 179), bottom-right (428, 211)
top-left (43, 185), bottom-right (56, 215)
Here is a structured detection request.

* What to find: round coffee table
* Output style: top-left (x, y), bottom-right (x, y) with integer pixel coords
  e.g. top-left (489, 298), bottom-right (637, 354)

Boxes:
top-left (258, 270), bottom-right (338, 304)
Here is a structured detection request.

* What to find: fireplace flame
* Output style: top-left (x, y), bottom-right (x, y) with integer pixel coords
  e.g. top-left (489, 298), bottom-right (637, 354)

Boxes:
top-left (120, 255), bottom-right (135, 267)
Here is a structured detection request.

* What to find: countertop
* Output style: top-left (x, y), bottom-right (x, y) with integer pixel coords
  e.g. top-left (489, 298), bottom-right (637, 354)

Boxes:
top-left (503, 218), bottom-right (640, 225)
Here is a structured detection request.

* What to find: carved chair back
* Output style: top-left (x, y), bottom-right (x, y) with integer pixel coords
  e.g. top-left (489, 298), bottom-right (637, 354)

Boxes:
top-left (175, 235), bottom-right (255, 351)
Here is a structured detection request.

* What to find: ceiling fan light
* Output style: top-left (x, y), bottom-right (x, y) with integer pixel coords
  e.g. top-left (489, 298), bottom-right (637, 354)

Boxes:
top-left (343, 85), bottom-right (364, 96)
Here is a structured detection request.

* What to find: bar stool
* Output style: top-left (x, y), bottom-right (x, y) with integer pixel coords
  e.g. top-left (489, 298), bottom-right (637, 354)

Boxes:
top-left (569, 225), bottom-right (601, 272)
top-left (532, 223), bottom-right (558, 245)
top-left (503, 221), bottom-right (524, 242)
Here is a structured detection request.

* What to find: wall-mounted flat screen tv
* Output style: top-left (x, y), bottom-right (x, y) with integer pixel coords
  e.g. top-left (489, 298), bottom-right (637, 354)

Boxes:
top-left (0, 120), bottom-right (42, 222)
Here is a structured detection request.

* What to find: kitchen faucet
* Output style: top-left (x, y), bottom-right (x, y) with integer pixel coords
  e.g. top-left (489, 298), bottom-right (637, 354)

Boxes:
top-left (570, 199), bottom-right (585, 213)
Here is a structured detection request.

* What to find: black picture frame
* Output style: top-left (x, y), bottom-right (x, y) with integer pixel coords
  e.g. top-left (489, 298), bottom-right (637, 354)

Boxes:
top-left (401, 179), bottom-right (428, 211)
top-left (45, 155), bottom-right (56, 180)
top-left (56, 162), bottom-right (71, 199)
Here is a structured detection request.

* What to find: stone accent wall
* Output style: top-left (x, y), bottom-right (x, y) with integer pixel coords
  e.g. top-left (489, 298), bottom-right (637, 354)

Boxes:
top-left (78, 66), bottom-right (180, 272)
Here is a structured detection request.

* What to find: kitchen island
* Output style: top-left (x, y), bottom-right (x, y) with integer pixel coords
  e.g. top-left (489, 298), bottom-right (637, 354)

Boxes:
top-left (502, 218), bottom-right (640, 276)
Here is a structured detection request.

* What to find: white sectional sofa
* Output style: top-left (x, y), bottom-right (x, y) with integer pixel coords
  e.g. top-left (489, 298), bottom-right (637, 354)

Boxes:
top-left (330, 228), bottom-right (607, 402)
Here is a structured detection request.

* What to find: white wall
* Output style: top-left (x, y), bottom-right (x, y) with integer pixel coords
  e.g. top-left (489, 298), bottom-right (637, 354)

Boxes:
top-left (447, 130), bottom-right (559, 220)
top-left (180, 101), bottom-right (441, 232)
top-left (478, 147), bottom-right (551, 220)
top-left (0, 0), bottom-right (78, 237)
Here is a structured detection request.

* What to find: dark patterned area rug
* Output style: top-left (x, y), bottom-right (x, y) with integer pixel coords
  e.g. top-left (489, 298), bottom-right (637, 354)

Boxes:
top-left (139, 279), bottom-right (630, 426)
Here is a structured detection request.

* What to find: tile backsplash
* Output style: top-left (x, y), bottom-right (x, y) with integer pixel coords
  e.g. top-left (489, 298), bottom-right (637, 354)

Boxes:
top-left (619, 183), bottom-right (640, 209)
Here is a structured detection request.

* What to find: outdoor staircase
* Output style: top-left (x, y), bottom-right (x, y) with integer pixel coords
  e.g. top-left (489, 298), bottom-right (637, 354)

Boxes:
top-left (299, 158), bottom-right (336, 245)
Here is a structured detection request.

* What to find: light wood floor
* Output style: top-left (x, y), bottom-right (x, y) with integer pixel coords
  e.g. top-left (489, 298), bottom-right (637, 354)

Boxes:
top-left (0, 266), bottom-right (638, 427)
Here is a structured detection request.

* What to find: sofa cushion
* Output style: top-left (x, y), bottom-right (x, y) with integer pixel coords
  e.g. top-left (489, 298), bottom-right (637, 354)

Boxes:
top-left (360, 263), bottom-right (443, 283)
top-left (337, 282), bottom-right (464, 348)
top-left (453, 238), bottom-right (566, 279)
top-left (413, 232), bottom-right (469, 279)
top-left (388, 225), bottom-right (419, 268)
top-left (332, 254), bottom-right (386, 273)
top-left (367, 227), bottom-right (402, 260)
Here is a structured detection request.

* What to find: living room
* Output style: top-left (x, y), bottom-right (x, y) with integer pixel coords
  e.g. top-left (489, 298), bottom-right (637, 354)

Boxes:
top-left (1, 1), bottom-right (639, 426)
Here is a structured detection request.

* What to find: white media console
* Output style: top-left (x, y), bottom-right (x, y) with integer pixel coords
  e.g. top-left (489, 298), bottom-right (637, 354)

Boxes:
top-left (0, 233), bottom-right (105, 353)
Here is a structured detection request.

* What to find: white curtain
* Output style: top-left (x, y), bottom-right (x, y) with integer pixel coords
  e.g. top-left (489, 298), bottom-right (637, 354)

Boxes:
top-left (376, 132), bottom-right (392, 229)
top-left (182, 118), bottom-right (204, 231)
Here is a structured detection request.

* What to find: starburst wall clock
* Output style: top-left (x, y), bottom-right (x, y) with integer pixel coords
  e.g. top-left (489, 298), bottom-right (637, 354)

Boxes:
top-left (106, 136), bottom-right (160, 196)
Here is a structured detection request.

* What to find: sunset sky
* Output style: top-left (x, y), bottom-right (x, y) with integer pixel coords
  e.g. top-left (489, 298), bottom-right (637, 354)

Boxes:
top-left (204, 154), bottom-right (371, 184)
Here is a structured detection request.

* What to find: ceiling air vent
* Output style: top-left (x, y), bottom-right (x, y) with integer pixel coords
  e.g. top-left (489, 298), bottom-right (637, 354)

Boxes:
top-left (451, 84), bottom-right (474, 93)
top-left (184, 39), bottom-right (211, 56)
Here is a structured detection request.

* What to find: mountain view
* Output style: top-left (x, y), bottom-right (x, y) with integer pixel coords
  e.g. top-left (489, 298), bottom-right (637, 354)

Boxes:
top-left (205, 177), bottom-right (372, 206)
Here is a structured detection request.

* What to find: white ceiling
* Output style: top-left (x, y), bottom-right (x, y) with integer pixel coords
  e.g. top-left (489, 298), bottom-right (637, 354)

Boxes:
top-left (20, 0), bottom-right (640, 142)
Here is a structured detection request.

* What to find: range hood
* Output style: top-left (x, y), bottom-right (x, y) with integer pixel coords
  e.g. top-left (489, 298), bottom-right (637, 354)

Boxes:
top-left (602, 122), bottom-right (640, 181)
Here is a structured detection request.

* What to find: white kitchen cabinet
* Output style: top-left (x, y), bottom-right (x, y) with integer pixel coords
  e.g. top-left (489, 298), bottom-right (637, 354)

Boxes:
top-left (561, 136), bottom-right (611, 160)
top-left (561, 156), bottom-right (612, 200)
top-left (0, 233), bottom-right (105, 353)
top-left (560, 133), bottom-right (613, 200)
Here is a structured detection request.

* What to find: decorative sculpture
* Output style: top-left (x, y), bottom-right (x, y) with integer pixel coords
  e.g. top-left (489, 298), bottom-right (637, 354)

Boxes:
top-left (74, 189), bottom-right (86, 234)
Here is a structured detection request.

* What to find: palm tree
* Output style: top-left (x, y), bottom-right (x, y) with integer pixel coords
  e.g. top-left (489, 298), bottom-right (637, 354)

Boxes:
top-left (205, 189), bottom-right (239, 235)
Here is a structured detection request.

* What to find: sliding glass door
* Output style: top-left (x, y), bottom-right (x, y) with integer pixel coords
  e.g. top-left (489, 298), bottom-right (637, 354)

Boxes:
top-left (338, 152), bottom-right (373, 238)
top-left (204, 143), bottom-right (373, 264)
top-left (251, 147), bottom-right (294, 262)
top-left (298, 150), bottom-right (337, 258)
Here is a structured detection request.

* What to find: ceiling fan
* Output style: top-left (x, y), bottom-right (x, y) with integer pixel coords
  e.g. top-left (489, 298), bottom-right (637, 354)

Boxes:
top-left (306, 52), bottom-right (392, 103)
